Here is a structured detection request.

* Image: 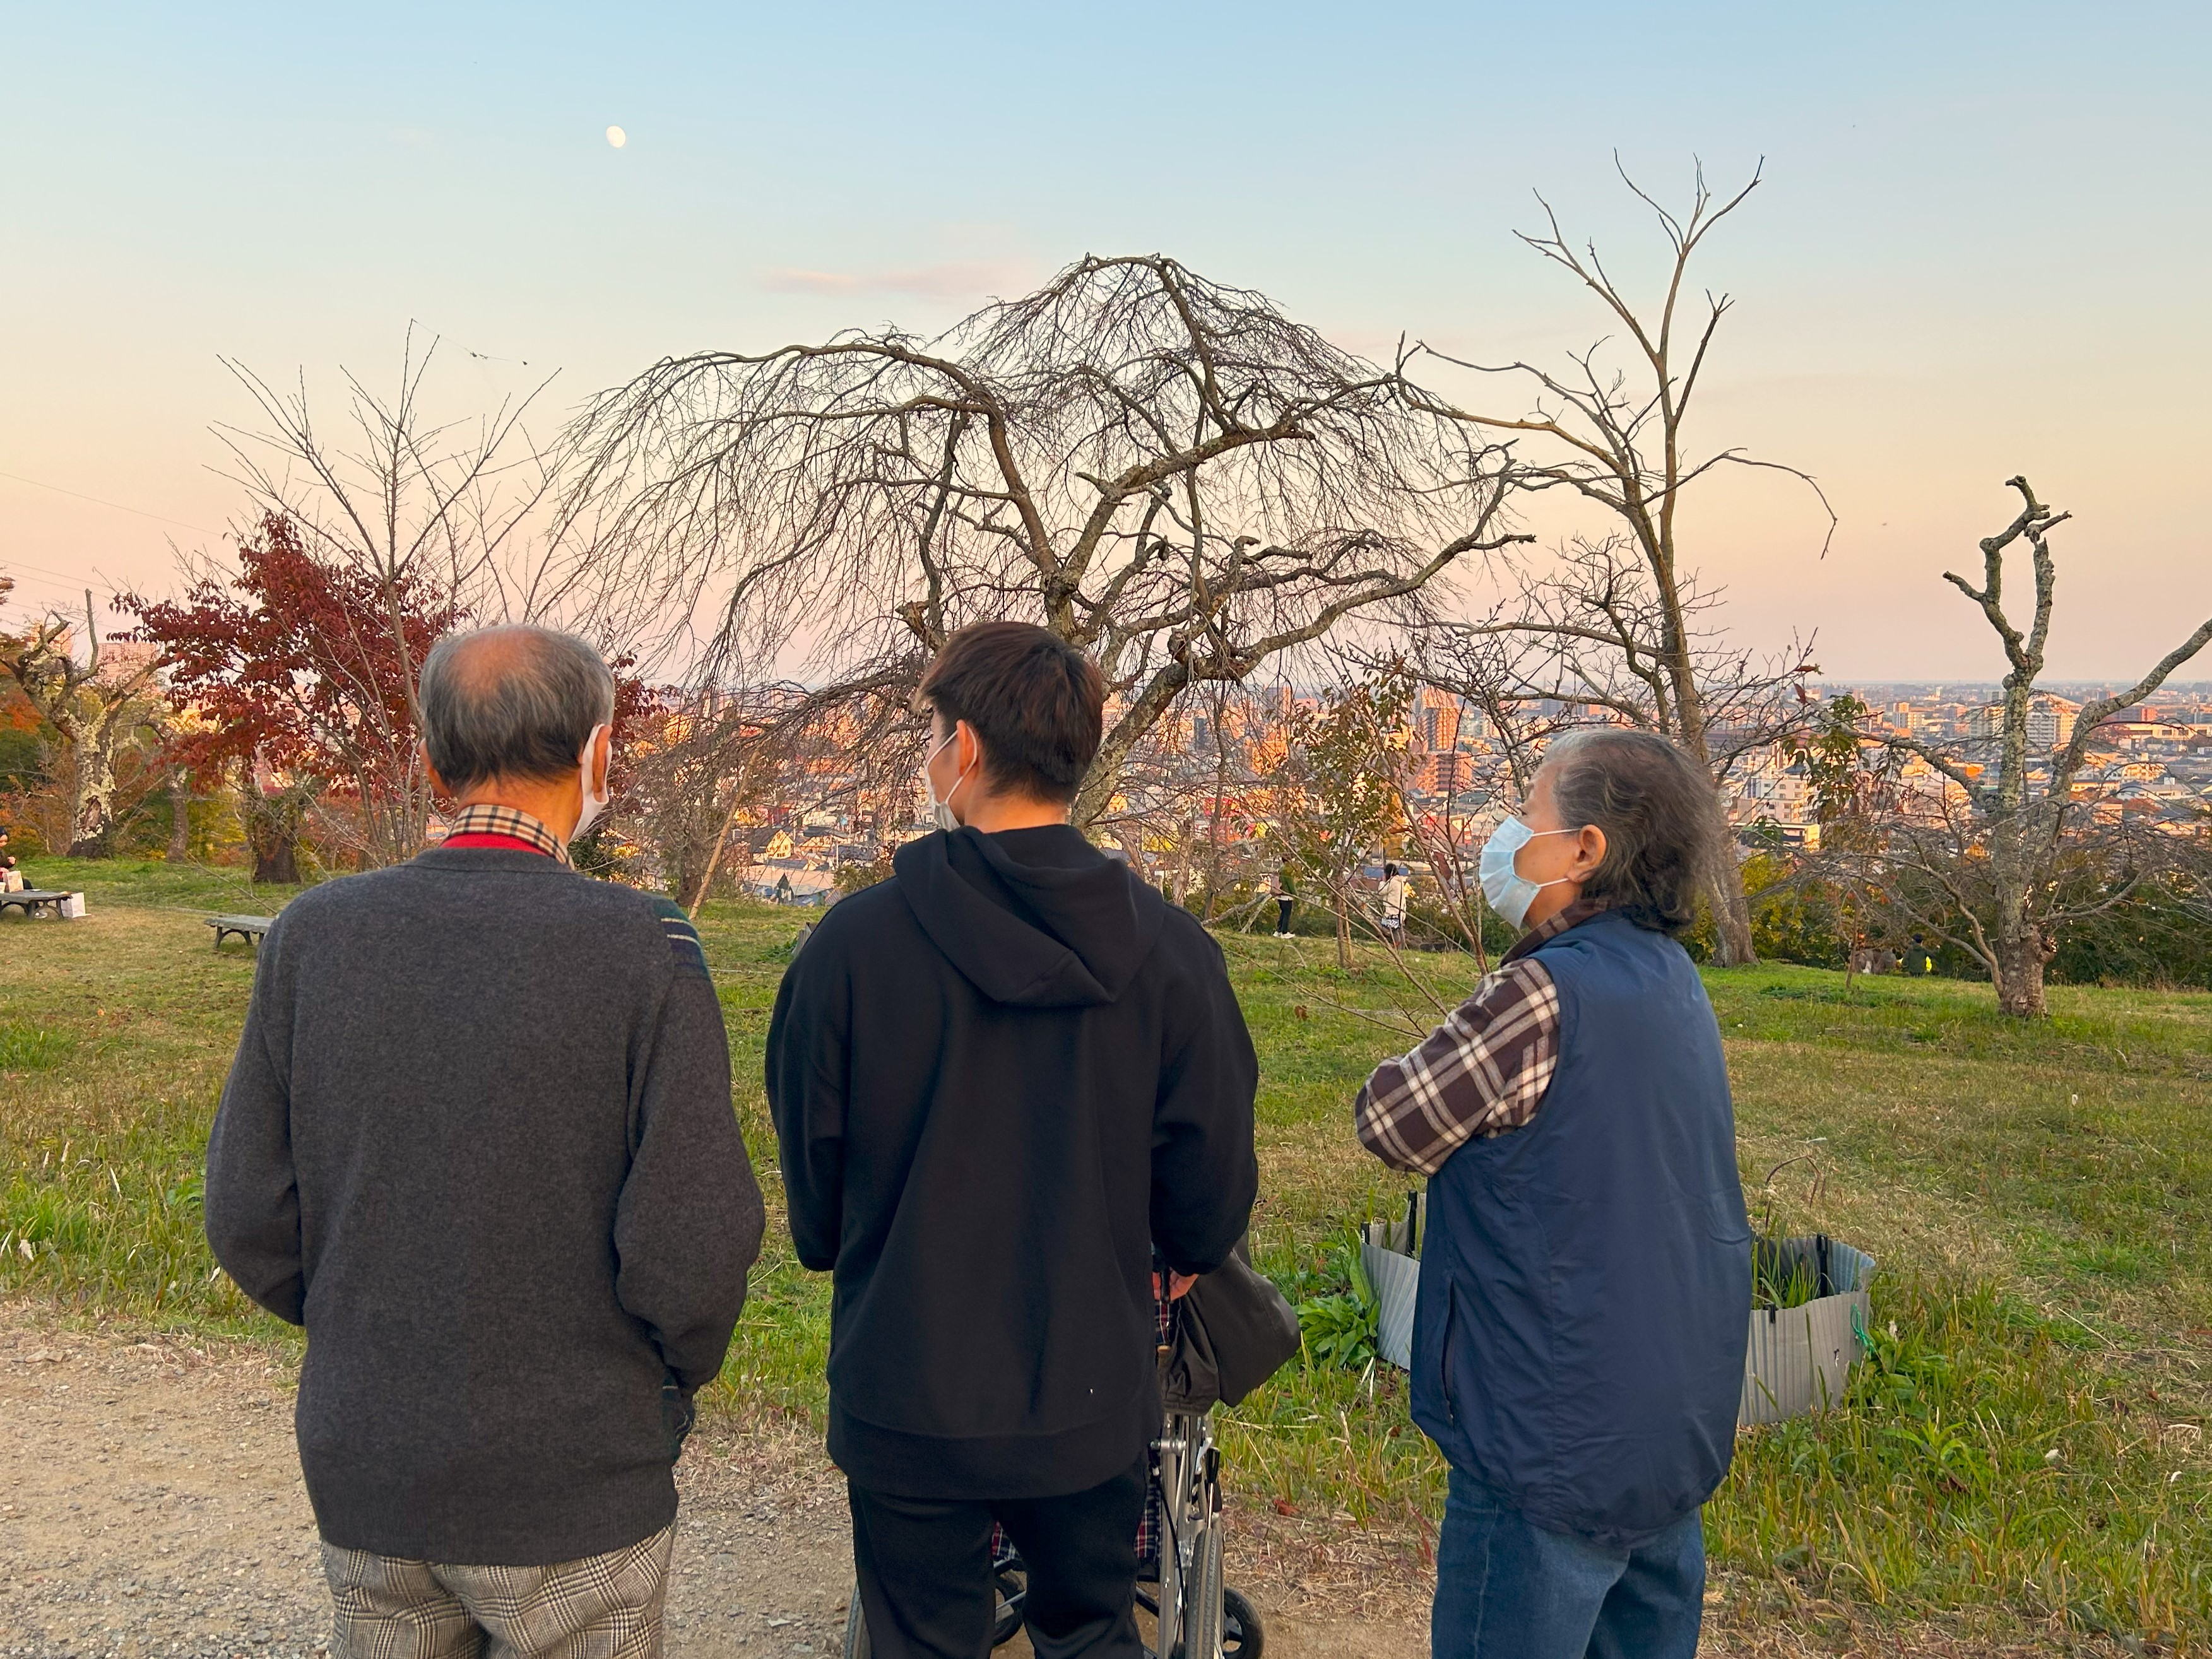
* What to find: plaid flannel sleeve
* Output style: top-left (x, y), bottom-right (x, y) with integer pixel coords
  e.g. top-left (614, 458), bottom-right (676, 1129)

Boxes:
top-left (1352, 958), bottom-right (1561, 1176)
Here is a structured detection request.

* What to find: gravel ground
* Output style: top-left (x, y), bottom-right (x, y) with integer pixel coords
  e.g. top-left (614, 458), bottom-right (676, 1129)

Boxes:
top-left (9, 1303), bottom-right (2105, 1659)
top-left (0, 1306), bottom-right (1409, 1659)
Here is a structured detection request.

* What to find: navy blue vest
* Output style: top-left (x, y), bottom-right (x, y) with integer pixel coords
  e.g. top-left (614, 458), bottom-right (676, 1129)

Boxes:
top-left (1409, 911), bottom-right (1751, 1546)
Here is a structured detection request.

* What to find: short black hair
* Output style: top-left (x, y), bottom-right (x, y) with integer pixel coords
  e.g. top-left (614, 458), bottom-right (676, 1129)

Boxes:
top-left (420, 625), bottom-right (615, 792)
top-left (918, 622), bottom-right (1104, 805)
top-left (1542, 728), bottom-right (1723, 935)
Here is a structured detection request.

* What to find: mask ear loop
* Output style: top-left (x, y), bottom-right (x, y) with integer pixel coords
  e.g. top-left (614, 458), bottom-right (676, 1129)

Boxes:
top-left (925, 728), bottom-right (979, 826)
top-left (581, 724), bottom-right (612, 808)
top-left (943, 743), bottom-right (979, 823)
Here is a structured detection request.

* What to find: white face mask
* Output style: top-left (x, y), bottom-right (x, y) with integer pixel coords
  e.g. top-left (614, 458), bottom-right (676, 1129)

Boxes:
top-left (1478, 815), bottom-right (1579, 931)
top-left (573, 724), bottom-right (612, 841)
top-left (921, 728), bottom-right (976, 833)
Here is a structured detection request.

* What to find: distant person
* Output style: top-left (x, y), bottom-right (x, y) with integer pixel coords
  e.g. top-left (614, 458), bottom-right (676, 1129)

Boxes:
top-left (1354, 728), bottom-right (1750, 1659)
top-left (1378, 861), bottom-right (1409, 946)
top-left (206, 624), bottom-right (765, 1659)
top-left (768, 621), bottom-right (1258, 1659)
top-left (0, 854), bottom-right (21, 894)
top-left (1274, 862), bottom-right (1296, 937)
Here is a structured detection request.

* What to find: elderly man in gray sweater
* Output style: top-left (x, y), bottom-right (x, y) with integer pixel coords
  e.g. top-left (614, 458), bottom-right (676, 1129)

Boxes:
top-left (205, 624), bottom-right (765, 1659)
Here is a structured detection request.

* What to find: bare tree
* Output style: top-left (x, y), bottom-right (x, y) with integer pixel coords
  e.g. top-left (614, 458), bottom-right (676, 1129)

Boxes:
top-left (563, 254), bottom-right (1527, 826)
top-left (627, 666), bottom-right (920, 914)
top-left (1404, 164), bottom-right (1834, 963)
top-left (215, 329), bottom-right (613, 858)
top-left (1404, 533), bottom-right (1819, 822)
top-left (0, 591), bottom-right (165, 854)
top-left (1827, 477), bottom-right (2212, 1016)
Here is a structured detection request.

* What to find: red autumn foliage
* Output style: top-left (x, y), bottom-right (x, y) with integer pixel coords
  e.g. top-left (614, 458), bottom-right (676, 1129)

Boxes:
top-left (122, 512), bottom-right (458, 801)
top-left (126, 511), bottom-right (648, 829)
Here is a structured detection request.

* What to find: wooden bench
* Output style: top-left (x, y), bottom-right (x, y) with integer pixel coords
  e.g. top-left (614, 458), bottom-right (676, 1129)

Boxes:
top-left (0, 889), bottom-right (73, 920)
top-left (207, 914), bottom-right (276, 950)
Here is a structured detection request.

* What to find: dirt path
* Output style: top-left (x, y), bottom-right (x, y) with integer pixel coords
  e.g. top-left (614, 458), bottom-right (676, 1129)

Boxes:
top-left (0, 1307), bottom-right (1413, 1658)
top-left (7, 1305), bottom-right (2136, 1659)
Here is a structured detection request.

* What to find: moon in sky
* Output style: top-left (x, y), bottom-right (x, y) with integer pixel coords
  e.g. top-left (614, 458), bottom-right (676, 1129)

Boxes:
top-left (605, 126), bottom-right (627, 149)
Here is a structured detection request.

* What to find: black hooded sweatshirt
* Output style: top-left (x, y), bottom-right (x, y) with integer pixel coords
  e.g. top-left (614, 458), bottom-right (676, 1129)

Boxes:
top-left (766, 824), bottom-right (1258, 1499)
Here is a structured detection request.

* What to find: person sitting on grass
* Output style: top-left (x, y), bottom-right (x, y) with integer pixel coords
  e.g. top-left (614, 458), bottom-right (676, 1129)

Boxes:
top-left (1354, 728), bottom-right (1751, 1659)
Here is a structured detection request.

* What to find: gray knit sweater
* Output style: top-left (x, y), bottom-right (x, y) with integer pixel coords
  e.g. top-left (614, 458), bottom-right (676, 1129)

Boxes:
top-left (205, 846), bottom-right (764, 1565)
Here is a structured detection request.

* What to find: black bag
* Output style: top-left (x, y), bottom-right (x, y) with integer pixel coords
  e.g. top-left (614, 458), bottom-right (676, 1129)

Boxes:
top-left (1162, 1241), bottom-right (1301, 1412)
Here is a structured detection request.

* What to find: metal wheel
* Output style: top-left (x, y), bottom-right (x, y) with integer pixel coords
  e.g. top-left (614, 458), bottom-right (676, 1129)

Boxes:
top-left (991, 1561), bottom-right (1028, 1648)
top-left (1180, 1518), bottom-right (1224, 1659)
top-left (841, 1569), bottom-right (1026, 1655)
top-left (1221, 1586), bottom-right (1263, 1657)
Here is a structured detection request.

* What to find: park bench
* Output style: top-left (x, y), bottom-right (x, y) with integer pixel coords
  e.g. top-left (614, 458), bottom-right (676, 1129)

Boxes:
top-left (0, 889), bottom-right (75, 920)
top-left (207, 914), bottom-right (276, 951)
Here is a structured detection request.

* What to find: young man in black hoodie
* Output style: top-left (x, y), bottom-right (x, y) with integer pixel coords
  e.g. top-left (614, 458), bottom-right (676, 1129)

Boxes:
top-left (767, 622), bottom-right (1259, 1659)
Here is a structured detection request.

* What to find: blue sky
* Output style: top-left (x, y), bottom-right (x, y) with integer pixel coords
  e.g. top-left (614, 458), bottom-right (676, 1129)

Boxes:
top-left (3, 1), bottom-right (2207, 676)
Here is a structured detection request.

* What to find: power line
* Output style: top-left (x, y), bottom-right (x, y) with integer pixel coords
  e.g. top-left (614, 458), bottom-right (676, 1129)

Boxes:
top-left (0, 468), bottom-right (222, 536)
top-left (1, 555), bottom-right (129, 590)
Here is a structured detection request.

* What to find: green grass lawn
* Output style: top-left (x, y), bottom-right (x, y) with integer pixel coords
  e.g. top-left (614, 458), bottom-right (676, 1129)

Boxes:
top-left (3, 858), bottom-right (2208, 1650)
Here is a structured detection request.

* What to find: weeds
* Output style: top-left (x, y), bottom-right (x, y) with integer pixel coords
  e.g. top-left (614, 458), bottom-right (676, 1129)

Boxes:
top-left (1, 1022), bottom-right (76, 1070)
top-left (1292, 1242), bottom-right (1380, 1372)
top-left (1716, 1275), bottom-right (2207, 1641)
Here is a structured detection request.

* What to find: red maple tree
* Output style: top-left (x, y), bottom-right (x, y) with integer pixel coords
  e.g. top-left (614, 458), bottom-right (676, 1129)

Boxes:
top-left (124, 512), bottom-right (459, 879)
top-left (128, 513), bottom-right (650, 881)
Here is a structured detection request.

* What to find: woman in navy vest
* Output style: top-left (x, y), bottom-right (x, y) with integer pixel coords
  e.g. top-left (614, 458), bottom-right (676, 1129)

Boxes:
top-left (1355, 729), bottom-right (1751, 1658)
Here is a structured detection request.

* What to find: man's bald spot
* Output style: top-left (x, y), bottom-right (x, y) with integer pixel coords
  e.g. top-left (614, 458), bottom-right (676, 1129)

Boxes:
top-left (441, 624), bottom-right (565, 690)
top-left (418, 625), bottom-right (615, 793)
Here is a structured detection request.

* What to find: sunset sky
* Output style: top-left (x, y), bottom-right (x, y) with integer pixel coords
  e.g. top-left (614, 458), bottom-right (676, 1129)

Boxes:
top-left (3, 1), bottom-right (2206, 680)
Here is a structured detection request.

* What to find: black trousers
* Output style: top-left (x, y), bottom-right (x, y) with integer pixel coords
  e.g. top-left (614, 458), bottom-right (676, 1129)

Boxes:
top-left (848, 1457), bottom-right (1146, 1659)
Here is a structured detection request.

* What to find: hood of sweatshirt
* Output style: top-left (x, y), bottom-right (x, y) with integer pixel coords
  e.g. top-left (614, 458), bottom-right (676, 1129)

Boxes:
top-left (892, 824), bottom-right (1168, 1008)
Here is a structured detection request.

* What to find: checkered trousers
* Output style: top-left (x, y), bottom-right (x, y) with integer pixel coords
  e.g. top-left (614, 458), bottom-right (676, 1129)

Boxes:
top-left (321, 1525), bottom-right (674, 1659)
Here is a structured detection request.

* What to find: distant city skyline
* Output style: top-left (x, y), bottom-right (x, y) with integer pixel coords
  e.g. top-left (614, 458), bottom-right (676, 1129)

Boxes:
top-left (3, 1), bottom-right (2208, 680)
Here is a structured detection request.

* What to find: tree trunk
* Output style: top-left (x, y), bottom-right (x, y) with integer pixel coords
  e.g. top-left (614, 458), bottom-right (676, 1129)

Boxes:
top-left (1335, 883), bottom-right (1352, 970)
top-left (1992, 926), bottom-right (2049, 1018)
top-left (167, 772), bottom-right (192, 863)
top-left (1990, 911), bottom-right (2052, 1013)
top-left (242, 779), bottom-right (307, 885)
top-left (64, 740), bottom-right (115, 856)
top-left (253, 838), bottom-right (300, 885)
top-left (1710, 871), bottom-right (1757, 966)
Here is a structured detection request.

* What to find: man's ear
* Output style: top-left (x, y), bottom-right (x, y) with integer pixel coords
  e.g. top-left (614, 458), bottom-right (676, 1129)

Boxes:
top-left (421, 741), bottom-right (453, 803)
top-left (590, 726), bottom-right (612, 796)
top-left (956, 719), bottom-right (985, 780)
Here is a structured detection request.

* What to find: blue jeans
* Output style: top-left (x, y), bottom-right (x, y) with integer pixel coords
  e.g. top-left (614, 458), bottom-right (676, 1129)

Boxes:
top-left (1432, 1468), bottom-right (1705, 1659)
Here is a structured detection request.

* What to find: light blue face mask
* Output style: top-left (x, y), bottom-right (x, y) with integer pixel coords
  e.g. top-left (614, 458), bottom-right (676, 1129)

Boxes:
top-left (1478, 815), bottom-right (1579, 931)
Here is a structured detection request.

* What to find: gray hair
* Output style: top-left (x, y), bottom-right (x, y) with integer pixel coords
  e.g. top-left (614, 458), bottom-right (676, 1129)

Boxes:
top-left (1540, 728), bottom-right (1724, 935)
top-left (418, 625), bottom-right (616, 791)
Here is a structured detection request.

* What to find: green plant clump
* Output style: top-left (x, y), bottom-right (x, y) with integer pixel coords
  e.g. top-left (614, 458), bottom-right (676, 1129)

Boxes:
top-left (1294, 1244), bottom-right (1380, 1373)
top-left (0, 1022), bottom-right (76, 1071)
